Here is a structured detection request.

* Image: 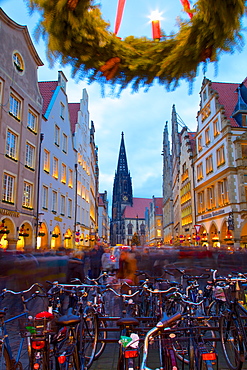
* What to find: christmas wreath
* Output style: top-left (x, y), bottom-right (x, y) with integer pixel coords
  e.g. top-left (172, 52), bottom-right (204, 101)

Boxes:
top-left (27, 0), bottom-right (246, 92)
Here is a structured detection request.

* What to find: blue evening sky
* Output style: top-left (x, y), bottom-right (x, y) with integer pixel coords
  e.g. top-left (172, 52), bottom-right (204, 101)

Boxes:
top-left (1, 0), bottom-right (247, 204)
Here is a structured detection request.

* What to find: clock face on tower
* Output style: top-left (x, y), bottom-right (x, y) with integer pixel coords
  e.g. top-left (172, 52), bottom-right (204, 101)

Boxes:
top-left (122, 195), bottom-right (128, 201)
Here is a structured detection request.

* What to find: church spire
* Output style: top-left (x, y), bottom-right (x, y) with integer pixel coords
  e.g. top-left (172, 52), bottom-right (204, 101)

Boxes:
top-left (117, 131), bottom-right (129, 174)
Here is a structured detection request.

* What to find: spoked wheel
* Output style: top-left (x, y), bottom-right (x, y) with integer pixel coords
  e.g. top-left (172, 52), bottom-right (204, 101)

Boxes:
top-left (94, 319), bottom-right (107, 360)
top-left (0, 345), bottom-right (11, 370)
top-left (220, 313), bottom-right (244, 370)
top-left (81, 312), bottom-right (98, 369)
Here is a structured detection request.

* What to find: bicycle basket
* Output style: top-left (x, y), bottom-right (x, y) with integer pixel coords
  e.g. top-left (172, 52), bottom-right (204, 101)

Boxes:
top-left (19, 317), bottom-right (57, 338)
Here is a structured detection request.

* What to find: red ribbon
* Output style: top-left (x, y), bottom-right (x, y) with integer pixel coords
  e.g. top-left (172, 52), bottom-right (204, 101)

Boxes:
top-left (114, 0), bottom-right (126, 35)
top-left (180, 0), bottom-right (193, 19)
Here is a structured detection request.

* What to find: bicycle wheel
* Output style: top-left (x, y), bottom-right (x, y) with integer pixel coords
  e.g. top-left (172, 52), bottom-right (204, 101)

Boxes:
top-left (94, 319), bottom-right (107, 360)
top-left (220, 313), bottom-right (244, 370)
top-left (81, 312), bottom-right (98, 368)
top-left (0, 345), bottom-right (11, 370)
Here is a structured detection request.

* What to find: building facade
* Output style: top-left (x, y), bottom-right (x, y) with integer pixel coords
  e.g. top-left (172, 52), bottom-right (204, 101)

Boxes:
top-left (0, 9), bottom-right (43, 250)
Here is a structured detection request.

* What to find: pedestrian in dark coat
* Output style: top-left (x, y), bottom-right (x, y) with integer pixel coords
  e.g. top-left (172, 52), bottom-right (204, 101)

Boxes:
top-left (89, 244), bottom-right (102, 279)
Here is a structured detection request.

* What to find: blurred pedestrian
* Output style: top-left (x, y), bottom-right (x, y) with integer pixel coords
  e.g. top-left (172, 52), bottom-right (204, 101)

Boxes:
top-left (89, 244), bottom-right (102, 279)
top-left (117, 250), bottom-right (137, 285)
top-left (67, 251), bottom-right (85, 283)
top-left (101, 247), bottom-right (113, 273)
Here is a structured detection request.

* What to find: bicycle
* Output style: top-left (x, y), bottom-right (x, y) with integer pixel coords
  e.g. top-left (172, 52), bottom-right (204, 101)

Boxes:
top-left (0, 283), bottom-right (45, 370)
top-left (140, 312), bottom-right (181, 370)
top-left (219, 274), bottom-right (247, 370)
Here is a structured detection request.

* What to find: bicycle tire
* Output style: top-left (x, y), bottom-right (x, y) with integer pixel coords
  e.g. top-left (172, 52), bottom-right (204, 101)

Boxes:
top-left (220, 312), bottom-right (244, 370)
top-left (81, 312), bottom-right (98, 368)
top-left (0, 344), bottom-right (11, 370)
top-left (207, 299), bottom-right (227, 319)
top-left (94, 319), bottom-right (107, 360)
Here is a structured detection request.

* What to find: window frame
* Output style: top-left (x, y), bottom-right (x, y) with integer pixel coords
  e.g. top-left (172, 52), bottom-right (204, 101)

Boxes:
top-left (2, 172), bottom-right (15, 204)
top-left (25, 142), bottom-right (35, 169)
top-left (6, 129), bottom-right (18, 160)
top-left (27, 108), bottom-right (37, 132)
top-left (9, 92), bottom-right (21, 121)
top-left (216, 145), bottom-right (225, 167)
top-left (54, 125), bottom-right (60, 147)
top-left (52, 157), bottom-right (59, 179)
top-left (22, 181), bottom-right (33, 209)
top-left (42, 185), bottom-right (48, 210)
top-left (43, 149), bottom-right (50, 173)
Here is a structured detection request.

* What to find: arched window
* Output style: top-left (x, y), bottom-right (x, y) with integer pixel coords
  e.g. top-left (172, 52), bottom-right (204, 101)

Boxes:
top-left (127, 223), bottom-right (133, 235)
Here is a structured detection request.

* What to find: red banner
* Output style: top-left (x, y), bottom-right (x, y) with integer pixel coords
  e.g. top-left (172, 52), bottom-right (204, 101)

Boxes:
top-left (114, 0), bottom-right (126, 35)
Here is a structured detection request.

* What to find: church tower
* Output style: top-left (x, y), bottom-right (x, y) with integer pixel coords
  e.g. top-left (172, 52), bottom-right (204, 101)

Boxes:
top-left (110, 132), bottom-right (133, 245)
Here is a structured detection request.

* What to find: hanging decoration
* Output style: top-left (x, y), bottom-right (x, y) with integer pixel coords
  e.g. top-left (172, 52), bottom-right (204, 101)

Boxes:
top-left (26, 0), bottom-right (246, 93)
top-left (180, 0), bottom-right (194, 19)
top-left (114, 0), bottom-right (126, 35)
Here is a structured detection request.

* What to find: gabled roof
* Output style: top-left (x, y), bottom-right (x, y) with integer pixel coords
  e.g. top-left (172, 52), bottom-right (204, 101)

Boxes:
top-left (210, 81), bottom-right (243, 127)
top-left (68, 103), bottom-right (80, 134)
top-left (123, 198), bottom-right (152, 219)
top-left (38, 81), bottom-right (58, 115)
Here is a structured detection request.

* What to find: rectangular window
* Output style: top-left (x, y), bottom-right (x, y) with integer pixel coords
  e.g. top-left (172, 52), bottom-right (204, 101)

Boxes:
top-left (197, 163), bottom-right (203, 181)
top-left (68, 199), bottom-right (72, 218)
top-left (206, 155), bottom-right (213, 174)
top-left (202, 88), bottom-right (207, 102)
top-left (242, 144), bottom-right (247, 158)
top-left (205, 127), bottom-right (210, 145)
top-left (23, 181), bottom-right (33, 208)
top-left (6, 130), bottom-right (18, 160)
top-left (2, 173), bottom-right (15, 203)
top-left (61, 195), bottom-right (65, 215)
top-left (242, 114), bottom-right (247, 127)
top-left (42, 185), bottom-right (48, 209)
top-left (218, 178), bottom-right (228, 206)
top-left (61, 163), bottom-right (66, 184)
top-left (216, 145), bottom-right (225, 167)
top-left (43, 149), bottom-right (50, 172)
top-left (68, 169), bottom-right (73, 188)
top-left (27, 109), bottom-right (37, 132)
top-left (9, 93), bottom-right (21, 120)
top-left (60, 103), bottom-right (65, 119)
top-left (62, 133), bottom-right (67, 153)
top-left (25, 142), bottom-right (35, 169)
top-left (198, 136), bottom-right (202, 152)
top-left (207, 186), bottom-right (215, 209)
top-left (198, 191), bottom-right (205, 213)
top-left (53, 157), bottom-right (58, 179)
top-left (213, 118), bottom-right (220, 137)
top-left (54, 125), bottom-right (60, 146)
top-left (52, 190), bottom-right (57, 213)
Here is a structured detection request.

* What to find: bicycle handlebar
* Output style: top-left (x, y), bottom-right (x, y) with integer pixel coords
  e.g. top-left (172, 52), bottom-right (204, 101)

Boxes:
top-left (1, 283), bottom-right (45, 296)
top-left (105, 287), bottom-right (140, 298)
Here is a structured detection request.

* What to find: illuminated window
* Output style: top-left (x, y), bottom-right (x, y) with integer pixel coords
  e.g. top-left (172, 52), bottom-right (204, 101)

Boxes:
top-left (54, 125), bottom-right (60, 146)
top-left (42, 185), bottom-right (48, 209)
top-left (13, 52), bottom-right (24, 72)
top-left (216, 145), bottom-right (225, 167)
top-left (242, 114), bottom-right (247, 127)
top-left (242, 144), bottom-right (247, 158)
top-left (43, 149), bottom-right (50, 172)
top-left (27, 109), bottom-right (37, 132)
top-left (6, 130), bottom-right (18, 160)
top-left (62, 133), bottom-right (67, 153)
top-left (23, 181), bottom-right (33, 208)
top-left (213, 119), bottom-right (220, 137)
top-left (207, 186), bottom-right (215, 209)
top-left (53, 157), bottom-right (58, 179)
top-left (60, 195), bottom-right (65, 215)
top-left (198, 191), bottom-right (205, 213)
top-left (9, 93), bottom-right (21, 120)
top-left (157, 219), bottom-right (161, 226)
top-left (68, 169), bottom-right (73, 188)
top-left (197, 163), bottom-right (203, 181)
top-left (2, 173), bottom-right (15, 204)
top-left (218, 179), bottom-right (228, 206)
top-left (61, 163), bottom-right (66, 184)
top-left (52, 191), bottom-right (58, 213)
top-left (206, 155), bottom-right (213, 174)
top-left (25, 142), bottom-right (35, 169)
top-left (205, 127), bottom-right (210, 145)
top-left (198, 136), bottom-right (202, 152)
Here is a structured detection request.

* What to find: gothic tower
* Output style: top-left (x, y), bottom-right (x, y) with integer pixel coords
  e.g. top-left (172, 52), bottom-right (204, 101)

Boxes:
top-left (110, 132), bottom-right (133, 245)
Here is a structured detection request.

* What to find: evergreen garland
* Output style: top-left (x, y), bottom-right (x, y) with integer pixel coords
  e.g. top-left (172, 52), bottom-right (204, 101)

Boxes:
top-left (26, 0), bottom-right (246, 93)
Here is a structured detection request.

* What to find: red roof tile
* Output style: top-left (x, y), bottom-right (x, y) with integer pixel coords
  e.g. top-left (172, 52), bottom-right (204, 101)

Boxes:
top-left (68, 103), bottom-right (80, 134)
top-left (38, 81), bottom-right (58, 116)
top-left (123, 198), bottom-right (152, 219)
top-left (153, 197), bottom-right (163, 215)
top-left (210, 81), bottom-right (240, 127)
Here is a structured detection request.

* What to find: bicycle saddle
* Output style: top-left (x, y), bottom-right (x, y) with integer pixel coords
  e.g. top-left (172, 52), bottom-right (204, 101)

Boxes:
top-left (56, 307), bottom-right (81, 326)
top-left (116, 317), bottom-right (139, 327)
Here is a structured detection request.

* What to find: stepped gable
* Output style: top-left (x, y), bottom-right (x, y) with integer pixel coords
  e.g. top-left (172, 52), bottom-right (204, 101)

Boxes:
top-left (123, 198), bottom-right (152, 219)
top-left (210, 81), bottom-right (240, 127)
top-left (68, 103), bottom-right (80, 134)
top-left (38, 81), bottom-right (58, 115)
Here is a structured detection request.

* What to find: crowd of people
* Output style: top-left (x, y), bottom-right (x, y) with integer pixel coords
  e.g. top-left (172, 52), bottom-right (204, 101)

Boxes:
top-left (67, 243), bottom-right (139, 285)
